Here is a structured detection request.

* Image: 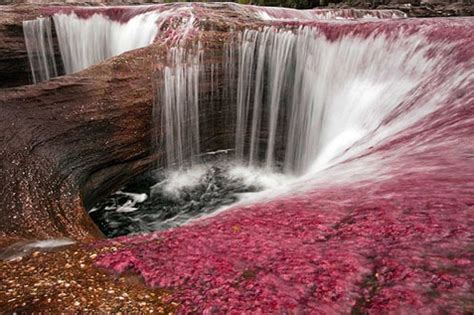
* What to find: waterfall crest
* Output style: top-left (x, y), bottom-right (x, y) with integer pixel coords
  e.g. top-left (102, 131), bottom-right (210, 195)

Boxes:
top-left (22, 4), bottom-right (405, 85)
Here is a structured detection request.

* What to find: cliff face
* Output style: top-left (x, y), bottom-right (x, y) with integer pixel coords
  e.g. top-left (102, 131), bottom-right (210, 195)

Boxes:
top-left (0, 6), bottom-right (40, 87)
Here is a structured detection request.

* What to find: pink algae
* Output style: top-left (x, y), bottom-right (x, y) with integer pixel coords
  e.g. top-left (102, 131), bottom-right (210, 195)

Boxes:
top-left (93, 13), bottom-right (474, 315)
top-left (95, 86), bottom-right (473, 313)
top-left (96, 163), bottom-right (473, 313)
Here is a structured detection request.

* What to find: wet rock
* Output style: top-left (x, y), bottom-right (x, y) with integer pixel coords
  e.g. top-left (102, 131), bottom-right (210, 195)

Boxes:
top-left (0, 244), bottom-right (177, 313)
top-left (0, 3), bottom-right (254, 245)
top-left (377, 2), bottom-right (474, 16)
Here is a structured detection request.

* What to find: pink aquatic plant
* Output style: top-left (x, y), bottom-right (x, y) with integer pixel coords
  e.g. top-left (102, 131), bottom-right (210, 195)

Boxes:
top-left (94, 12), bottom-right (473, 315)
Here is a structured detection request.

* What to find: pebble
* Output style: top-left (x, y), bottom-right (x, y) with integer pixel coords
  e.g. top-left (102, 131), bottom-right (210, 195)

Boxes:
top-left (0, 245), bottom-right (177, 313)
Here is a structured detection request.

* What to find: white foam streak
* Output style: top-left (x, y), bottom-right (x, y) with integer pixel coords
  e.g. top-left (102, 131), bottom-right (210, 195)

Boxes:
top-left (159, 45), bottom-right (202, 168)
top-left (0, 239), bottom-right (75, 261)
top-left (23, 17), bottom-right (58, 83)
top-left (253, 6), bottom-right (407, 21)
top-left (156, 165), bottom-right (207, 197)
top-left (26, 239), bottom-right (76, 248)
top-left (227, 164), bottom-right (293, 190)
top-left (114, 191), bottom-right (148, 213)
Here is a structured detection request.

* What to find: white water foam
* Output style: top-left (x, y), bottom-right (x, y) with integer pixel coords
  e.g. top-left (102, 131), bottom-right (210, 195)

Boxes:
top-left (251, 6), bottom-right (407, 21)
top-left (152, 162), bottom-right (292, 199)
top-left (115, 191), bottom-right (148, 213)
top-left (155, 165), bottom-right (208, 198)
top-left (226, 164), bottom-right (293, 190)
top-left (0, 239), bottom-right (75, 261)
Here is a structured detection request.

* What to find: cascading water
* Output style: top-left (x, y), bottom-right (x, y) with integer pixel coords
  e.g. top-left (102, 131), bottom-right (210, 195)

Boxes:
top-left (22, 5), bottom-right (198, 82)
top-left (52, 11), bottom-right (162, 74)
top-left (94, 12), bottom-right (469, 239)
top-left (23, 12), bottom-right (161, 81)
top-left (232, 26), bottom-right (444, 175)
top-left (161, 24), bottom-right (460, 178)
top-left (21, 3), bottom-right (471, 244)
top-left (158, 45), bottom-right (202, 168)
top-left (23, 17), bottom-right (58, 84)
top-left (22, 4), bottom-right (404, 85)
top-left (100, 18), bottom-right (471, 237)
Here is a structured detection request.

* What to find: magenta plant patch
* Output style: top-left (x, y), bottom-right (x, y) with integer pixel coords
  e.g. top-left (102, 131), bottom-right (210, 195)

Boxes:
top-left (96, 164), bottom-right (473, 313)
top-left (94, 15), bottom-right (473, 315)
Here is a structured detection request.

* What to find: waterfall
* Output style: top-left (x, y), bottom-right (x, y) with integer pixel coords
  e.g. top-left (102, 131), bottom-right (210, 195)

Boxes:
top-left (23, 17), bottom-right (58, 84)
top-left (158, 45), bottom-right (202, 168)
top-left (21, 5), bottom-right (404, 85)
top-left (161, 24), bottom-right (463, 176)
top-left (234, 31), bottom-right (258, 161)
top-left (22, 5), bottom-right (467, 178)
top-left (52, 11), bottom-right (161, 74)
top-left (157, 41), bottom-right (237, 169)
top-left (22, 9), bottom-right (166, 82)
top-left (90, 15), bottom-right (473, 314)
top-left (233, 26), bottom-right (442, 174)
